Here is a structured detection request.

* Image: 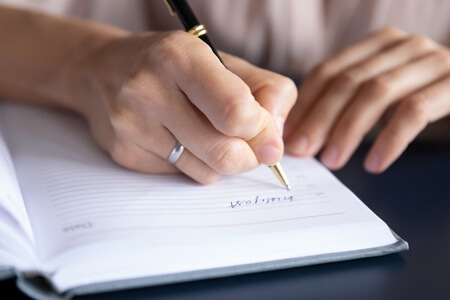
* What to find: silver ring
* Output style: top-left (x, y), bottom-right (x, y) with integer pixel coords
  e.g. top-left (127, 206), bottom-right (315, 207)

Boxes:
top-left (167, 142), bottom-right (185, 164)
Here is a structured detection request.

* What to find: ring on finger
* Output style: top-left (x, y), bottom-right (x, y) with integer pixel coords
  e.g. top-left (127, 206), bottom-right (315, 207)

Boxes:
top-left (167, 142), bottom-right (185, 164)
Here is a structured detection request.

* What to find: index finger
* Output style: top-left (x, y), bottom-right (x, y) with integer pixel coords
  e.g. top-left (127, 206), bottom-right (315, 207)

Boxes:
top-left (285, 27), bottom-right (407, 139)
top-left (154, 31), bottom-right (283, 164)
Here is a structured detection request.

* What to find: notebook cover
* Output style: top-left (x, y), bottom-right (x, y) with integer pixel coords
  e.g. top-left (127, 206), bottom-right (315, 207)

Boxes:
top-left (14, 230), bottom-right (407, 300)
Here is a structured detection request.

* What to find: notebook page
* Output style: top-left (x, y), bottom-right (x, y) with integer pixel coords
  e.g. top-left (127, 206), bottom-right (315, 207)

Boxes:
top-left (0, 110), bottom-right (36, 269)
top-left (2, 103), bottom-right (398, 290)
top-left (0, 116), bottom-right (34, 239)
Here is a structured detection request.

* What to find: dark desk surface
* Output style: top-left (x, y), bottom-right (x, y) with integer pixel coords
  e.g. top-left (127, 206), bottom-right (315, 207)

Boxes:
top-left (3, 142), bottom-right (450, 299)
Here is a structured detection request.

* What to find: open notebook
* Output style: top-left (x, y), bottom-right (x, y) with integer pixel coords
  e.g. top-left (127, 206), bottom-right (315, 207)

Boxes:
top-left (0, 102), bottom-right (407, 299)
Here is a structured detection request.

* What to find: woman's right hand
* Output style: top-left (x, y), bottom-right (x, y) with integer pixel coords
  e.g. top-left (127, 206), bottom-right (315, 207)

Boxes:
top-left (77, 31), bottom-right (296, 184)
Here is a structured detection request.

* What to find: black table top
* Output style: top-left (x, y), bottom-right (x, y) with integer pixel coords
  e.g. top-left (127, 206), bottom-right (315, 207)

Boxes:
top-left (3, 141), bottom-right (450, 299)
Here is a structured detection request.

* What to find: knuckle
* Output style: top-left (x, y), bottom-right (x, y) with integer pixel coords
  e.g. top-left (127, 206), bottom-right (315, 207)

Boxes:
top-left (109, 142), bottom-right (138, 170)
top-left (152, 31), bottom-right (190, 70)
top-left (312, 61), bottom-right (335, 82)
top-left (208, 141), bottom-right (245, 174)
top-left (434, 51), bottom-right (450, 69)
top-left (378, 26), bottom-right (405, 39)
top-left (408, 34), bottom-right (434, 51)
top-left (400, 96), bottom-right (429, 126)
top-left (332, 70), bottom-right (360, 92)
top-left (276, 75), bottom-right (298, 101)
top-left (152, 31), bottom-right (210, 71)
top-left (363, 76), bottom-right (393, 99)
top-left (266, 75), bottom-right (297, 109)
top-left (219, 92), bottom-right (254, 136)
top-left (109, 101), bottom-right (135, 134)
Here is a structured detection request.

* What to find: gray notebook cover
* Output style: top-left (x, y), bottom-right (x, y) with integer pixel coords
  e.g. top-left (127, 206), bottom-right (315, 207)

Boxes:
top-left (10, 231), bottom-right (407, 300)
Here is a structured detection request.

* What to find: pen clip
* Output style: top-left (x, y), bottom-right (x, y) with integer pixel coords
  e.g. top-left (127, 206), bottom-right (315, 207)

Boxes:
top-left (163, 0), bottom-right (177, 17)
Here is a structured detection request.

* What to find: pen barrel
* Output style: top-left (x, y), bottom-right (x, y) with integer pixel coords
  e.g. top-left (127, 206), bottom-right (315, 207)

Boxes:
top-left (167, 0), bottom-right (200, 30)
top-left (168, 0), bottom-right (223, 64)
top-left (165, 0), bottom-right (289, 190)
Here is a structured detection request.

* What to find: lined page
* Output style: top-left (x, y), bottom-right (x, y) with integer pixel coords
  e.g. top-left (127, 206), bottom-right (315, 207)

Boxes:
top-left (2, 103), bottom-right (398, 290)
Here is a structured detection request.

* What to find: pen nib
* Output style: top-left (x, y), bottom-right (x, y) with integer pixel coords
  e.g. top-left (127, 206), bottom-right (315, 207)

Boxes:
top-left (269, 163), bottom-right (291, 190)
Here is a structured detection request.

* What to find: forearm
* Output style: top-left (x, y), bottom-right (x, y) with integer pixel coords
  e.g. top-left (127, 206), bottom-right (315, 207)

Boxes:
top-left (0, 5), bottom-right (127, 113)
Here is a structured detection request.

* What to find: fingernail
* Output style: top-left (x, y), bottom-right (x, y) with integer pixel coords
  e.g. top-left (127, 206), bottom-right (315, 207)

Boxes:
top-left (321, 146), bottom-right (339, 168)
top-left (259, 144), bottom-right (282, 164)
top-left (293, 135), bottom-right (309, 155)
top-left (276, 116), bottom-right (285, 136)
top-left (365, 152), bottom-right (380, 172)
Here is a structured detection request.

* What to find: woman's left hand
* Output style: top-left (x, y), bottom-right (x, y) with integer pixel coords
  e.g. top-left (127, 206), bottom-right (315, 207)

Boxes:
top-left (285, 27), bottom-right (450, 173)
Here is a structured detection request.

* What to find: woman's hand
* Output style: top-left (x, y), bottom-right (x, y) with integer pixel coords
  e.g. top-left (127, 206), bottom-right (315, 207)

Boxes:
top-left (285, 27), bottom-right (450, 173)
top-left (0, 5), bottom-right (296, 184)
top-left (79, 31), bottom-right (296, 184)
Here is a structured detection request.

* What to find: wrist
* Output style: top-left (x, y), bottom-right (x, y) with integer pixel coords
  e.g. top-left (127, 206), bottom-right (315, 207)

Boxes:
top-left (73, 32), bottom-right (159, 122)
top-left (61, 24), bottom-right (130, 119)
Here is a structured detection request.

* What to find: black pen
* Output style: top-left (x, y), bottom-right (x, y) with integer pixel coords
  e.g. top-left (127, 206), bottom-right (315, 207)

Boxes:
top-left (164, 0), bottom-right (291, 190)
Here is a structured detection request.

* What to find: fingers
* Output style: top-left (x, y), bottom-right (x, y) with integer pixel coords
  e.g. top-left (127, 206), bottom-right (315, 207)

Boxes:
top-left (321, 51), bottom-right (450, 169)
top-left (111, 85), bottom-right (256, 184)
top-left (157, 86), bottom-right (260, 175)
top-left (108, 139), bottom-right (178, 174)
top-left (364, 74), bottom-right (450, 173)
top-left (108, 106), bottom-right (227, 184)
top-left (109, 137), bottom-right (222, 185)
top-left (283, 25), bottom-right (450, 173)
top-left (112, 69), bottom-right (260, 182)
top-left (152, 31), bottom-right (283, 165)
top-left (97, 31), bottom-right (291, 184)
top-left (284, 27), bottom-right (407, 138)
top-left (221, 52), bottom-right (297, 135)
top-left (287, 34), bottom-right (436, 157)
top-left (174, 148), bottom-right (222, 185)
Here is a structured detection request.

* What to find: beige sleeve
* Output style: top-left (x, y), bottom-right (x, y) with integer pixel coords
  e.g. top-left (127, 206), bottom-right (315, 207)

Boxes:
top-left (1, 0), bottom-right (450, 77)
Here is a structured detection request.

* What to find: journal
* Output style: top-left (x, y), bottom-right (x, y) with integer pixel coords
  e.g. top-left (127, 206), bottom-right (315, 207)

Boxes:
top-left (0, 102), bottom-right (407, 299)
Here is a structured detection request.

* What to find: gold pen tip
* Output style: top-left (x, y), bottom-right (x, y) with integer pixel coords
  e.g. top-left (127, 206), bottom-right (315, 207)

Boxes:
top-left (286, 184), bottom-right (291, 191)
